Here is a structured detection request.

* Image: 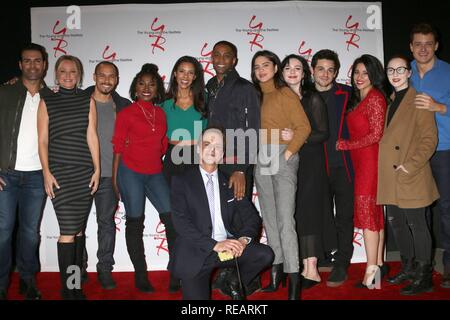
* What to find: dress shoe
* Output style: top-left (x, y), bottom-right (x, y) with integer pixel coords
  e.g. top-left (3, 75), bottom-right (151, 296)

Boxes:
top-left (326, 264), bottom-right (348, 287)
top-left (228, 281), bottom-right (245, 300)
top-left (300, 275), bottom-right (320, 289)
top-left (212, 267), bottom-right (233, 292)
top-left (440, 265), bottom-right (450, 289)
top-left (98, 271), bottom-right (116, 290)
top-left (0, 289), bottom-right (7, 300)
top-left (19, 278), bottom-right (42, 300)
top-left (261, 263), bottom-right (287, 292)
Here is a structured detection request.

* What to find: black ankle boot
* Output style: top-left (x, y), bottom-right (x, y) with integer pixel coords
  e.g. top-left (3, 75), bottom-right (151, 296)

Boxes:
top-left (159, 212), bottom-right (181, 293)
top-left (57, 242), bottom-right (76, 300)
top-left (125, 216), bottom-right (154, 293)
top-left (400, 261), bottom-right (433, 295)
top-left (261, 263), bottom-right (287, 292)
top-left (74, 235), bottom-right (87, 300)
top-left (387, 256), bottom-right (415, 285)
top-left (288, 273), bottom-right (300, 300)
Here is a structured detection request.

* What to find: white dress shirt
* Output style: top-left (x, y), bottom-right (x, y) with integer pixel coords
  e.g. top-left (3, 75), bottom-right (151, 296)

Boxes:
top-left (15, 91), bottom-right (42, 171)
top-left (199, 166), bottom-right (228, 241)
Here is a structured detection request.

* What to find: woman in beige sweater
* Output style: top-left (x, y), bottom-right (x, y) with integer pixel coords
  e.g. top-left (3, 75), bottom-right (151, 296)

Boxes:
top-left (251, 50), bottom-right (311, 300)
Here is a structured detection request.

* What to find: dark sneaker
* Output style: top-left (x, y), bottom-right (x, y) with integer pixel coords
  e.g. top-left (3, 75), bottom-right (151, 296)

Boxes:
top-left (19, 278), bottom-right (42, 300)
top-left (326, 265), bottom-right (348, 287)
top-left (98, 271), bottom-right (116, 290)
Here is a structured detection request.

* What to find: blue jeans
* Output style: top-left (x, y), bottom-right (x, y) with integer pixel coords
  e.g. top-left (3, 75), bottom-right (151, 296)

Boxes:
top-left (94, 177), bottom-right (118, 272)
top-left (431, 150), bottom-right (450, 267)
top-left (117, 161), bottom-right (171, 218)
top-left (0, 170), bottom-right (46, 289)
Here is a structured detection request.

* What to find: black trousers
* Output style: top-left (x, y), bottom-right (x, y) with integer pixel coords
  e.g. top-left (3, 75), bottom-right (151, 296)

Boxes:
top-left (328, 166), bottom-right (354, 267)
top-left (181, 243), bottom-right (274, 300)
top-left (387, 206), bottom-right (432, 263)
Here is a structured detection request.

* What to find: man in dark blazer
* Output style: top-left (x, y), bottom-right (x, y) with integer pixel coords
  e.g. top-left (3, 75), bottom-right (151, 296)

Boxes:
top-left (169, 127), bottom-right (274, 300)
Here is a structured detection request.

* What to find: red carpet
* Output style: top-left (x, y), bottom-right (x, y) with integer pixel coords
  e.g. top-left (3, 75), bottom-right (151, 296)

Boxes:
top-left (5, 262), bottom-right (450, 300)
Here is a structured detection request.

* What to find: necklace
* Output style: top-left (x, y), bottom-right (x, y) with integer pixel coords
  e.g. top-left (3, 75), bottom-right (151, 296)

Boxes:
top-left (136, 101), bottom-right (156, 132)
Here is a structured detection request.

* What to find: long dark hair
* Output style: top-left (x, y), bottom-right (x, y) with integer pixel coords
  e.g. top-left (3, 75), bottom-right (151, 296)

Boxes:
top-left (166, 56), bottom-right (206, 118)
top-left (348, 54), bottom-right (388, 111)
top-left (280, 54), bottom-right (314, 96)
top-left (129, 63), bottom-right (165, 104)
top-left (251, 50), bottom-right (286, 100)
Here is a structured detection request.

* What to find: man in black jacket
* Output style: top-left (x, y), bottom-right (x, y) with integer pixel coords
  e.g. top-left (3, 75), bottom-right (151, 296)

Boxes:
top-left (0, 43), bottom-right (49, 300)
top-left (82, 61), bottom-right (131, 290)
top-left (206, 40), bottom-right (262, 297)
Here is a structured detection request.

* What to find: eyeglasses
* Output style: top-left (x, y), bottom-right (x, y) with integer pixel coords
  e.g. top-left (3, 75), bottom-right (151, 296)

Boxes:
top-left (386, 66), bottom-right (409, 75)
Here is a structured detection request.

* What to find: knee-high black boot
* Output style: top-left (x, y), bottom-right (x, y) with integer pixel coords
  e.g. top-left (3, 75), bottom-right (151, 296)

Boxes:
top-left (57, 242), bottom-right (76, 300)
top-left (288, 273), bottom-right (300, 300)
top-left (261, 263), bottom-right (287, 292)
top-left (74, 235), bottom-right (87, 300)
top-left (159, 212), bottom-right (181, 293)
top-left (125, 215), bottom-right (154, 293)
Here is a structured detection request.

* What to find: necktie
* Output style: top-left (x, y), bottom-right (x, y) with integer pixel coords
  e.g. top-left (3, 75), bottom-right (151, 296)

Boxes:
top-left (206, 173), bottom-right (215, 237)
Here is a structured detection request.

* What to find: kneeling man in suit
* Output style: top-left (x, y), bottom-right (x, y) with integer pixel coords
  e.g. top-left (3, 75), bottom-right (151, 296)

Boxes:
top-left (169, 126), bottom-right (274, 300)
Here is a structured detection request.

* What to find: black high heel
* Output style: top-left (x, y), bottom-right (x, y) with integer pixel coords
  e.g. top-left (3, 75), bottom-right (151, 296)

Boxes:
top-left (261, 264), bottom-right (287, 292)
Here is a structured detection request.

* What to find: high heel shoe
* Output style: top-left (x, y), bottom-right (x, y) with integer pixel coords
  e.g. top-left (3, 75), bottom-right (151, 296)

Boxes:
top-left (261, 263), bottom-right (287, 292)
top-left (300, 275), bottom-right (320, 289)
top-left (355, 265), bottom-right (381, 289)
top-left (379, 264), bottom-right (390, 280)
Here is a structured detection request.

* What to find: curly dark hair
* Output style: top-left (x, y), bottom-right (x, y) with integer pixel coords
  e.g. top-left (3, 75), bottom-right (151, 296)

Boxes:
top-left (129, 63), bottom-right (165, 104)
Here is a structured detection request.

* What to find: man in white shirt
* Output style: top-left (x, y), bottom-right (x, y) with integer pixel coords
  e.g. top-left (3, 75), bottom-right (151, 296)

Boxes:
top-left (169, 127), bottom-right (274, 300)
top-left (0, 43), bottom-right (49, 300)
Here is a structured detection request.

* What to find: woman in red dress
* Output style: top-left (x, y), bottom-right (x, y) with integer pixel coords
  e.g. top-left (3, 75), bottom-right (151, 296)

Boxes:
top-left (336, 54), bottom-right (388, 288)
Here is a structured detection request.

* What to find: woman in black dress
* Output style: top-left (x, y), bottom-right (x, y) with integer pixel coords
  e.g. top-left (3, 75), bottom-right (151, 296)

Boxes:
top-left (38, 55), bottom-right (100, 300)
top-left (281, 54), bottom-right (333, 289)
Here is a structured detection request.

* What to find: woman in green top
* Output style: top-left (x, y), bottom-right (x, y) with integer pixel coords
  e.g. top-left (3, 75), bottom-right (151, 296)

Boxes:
top-left (161, 56), bottom-right (207, 292)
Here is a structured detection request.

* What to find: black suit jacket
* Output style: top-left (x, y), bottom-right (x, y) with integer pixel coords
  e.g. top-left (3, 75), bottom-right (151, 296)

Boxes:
top-left (168, 166), bottom-right (262, 279)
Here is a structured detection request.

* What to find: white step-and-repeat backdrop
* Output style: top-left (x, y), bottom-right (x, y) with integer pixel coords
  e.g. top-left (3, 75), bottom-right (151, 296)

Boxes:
top-left (31, 1), bottom-right (383, 271)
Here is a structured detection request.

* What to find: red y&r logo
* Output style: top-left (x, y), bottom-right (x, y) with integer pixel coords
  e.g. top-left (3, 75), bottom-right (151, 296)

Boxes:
top-left (298, 40), bottom-right (313, 63)
top-left (344, 15), bottom-right (360, 51)
top-left (247, 15), bottom-right (264, 51)
top-left (51, 20), bottom-right (68, 57)
top-left (154, 220), bottom-right (168, 255)
top-left (102, 45), bottom-right (117, 61)
top-left (199, 43), bottom-right (215, 77)
top-left (353, 230), bottom-right (364, 247)
top-left (149, 17), bottom-right (166, 54)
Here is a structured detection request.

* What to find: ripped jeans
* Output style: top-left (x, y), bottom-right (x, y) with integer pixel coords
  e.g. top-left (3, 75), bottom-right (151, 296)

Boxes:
top-left (386, 206), bottom-right (432, 263)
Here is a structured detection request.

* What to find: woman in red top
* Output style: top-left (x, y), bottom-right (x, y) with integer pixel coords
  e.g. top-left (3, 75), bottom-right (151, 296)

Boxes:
top-left (112, 63), bottom-right (170, 293)
top-left (336, 54), bottom-right (388, 288)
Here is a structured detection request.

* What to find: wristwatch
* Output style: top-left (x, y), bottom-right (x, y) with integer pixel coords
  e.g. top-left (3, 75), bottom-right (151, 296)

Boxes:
top-left (240, 236), bottom-right (252, 245)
